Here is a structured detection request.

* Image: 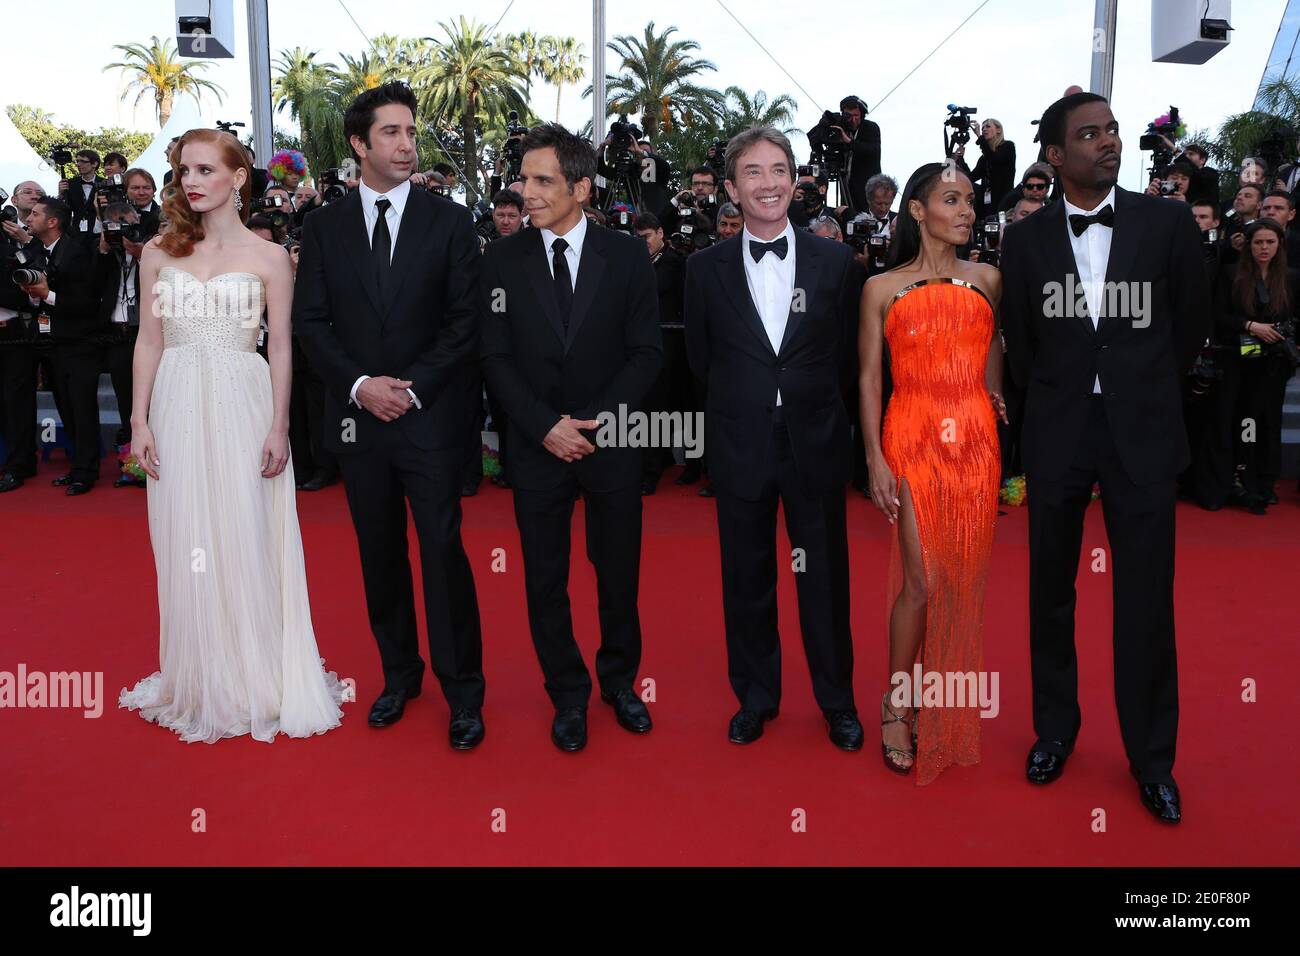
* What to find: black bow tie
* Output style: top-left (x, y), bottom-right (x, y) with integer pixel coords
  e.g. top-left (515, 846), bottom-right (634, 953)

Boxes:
top-left (749, 235), bottom-right (788, 261)
top-left (1068, 204), bottom-right (1114, 237)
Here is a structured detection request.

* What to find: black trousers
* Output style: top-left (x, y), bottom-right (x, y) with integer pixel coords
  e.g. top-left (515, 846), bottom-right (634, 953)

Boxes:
top-left (512, 474), bottom-right (643, 708)
top-left (1235, 355), bottom-right (1291, 499)
top-left (104, 326), bottom-right (137, 447)
top-left (52, 341), bottom-right (102, 484)
top-left (0, 339), bottom-right (38, 478)
top-left (1027, 395), bottom-right (1178, 785)
top-left (461, 373), bottom-right (484, 490)
top-left (642, 326), bottom-right (692, 483)
top-left (714, 413), bottom-right (855, 715)
top-left (337, 429), bottom-right (484, 710)
top-left (289, 338), bottom-right (338, 482)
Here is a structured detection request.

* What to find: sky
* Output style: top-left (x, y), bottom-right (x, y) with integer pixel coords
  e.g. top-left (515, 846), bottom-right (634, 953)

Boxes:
top-left (4, 0), bottom-right (1288, 195)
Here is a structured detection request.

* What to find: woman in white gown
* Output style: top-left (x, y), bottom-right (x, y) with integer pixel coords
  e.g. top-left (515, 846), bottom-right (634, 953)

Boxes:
top-left (120, 128), bottom-right (346, 742)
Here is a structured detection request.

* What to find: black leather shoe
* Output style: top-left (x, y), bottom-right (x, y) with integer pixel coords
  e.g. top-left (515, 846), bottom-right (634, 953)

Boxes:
top-left (0, 473), bottom-right (24, 493)
top-left (825, 709), bottom-right (864, 751)
top-left (51, 472), bottom-right (73, 486)
top-left (551, 706), bottom-right (588, 752)
top-left (1025, 739), bottom-right (1074, 784)
top-left (113, 475), bottom-right (143, 488)
top-left (1265, 492), bottom-right (1279, 506)
top-left (367, 686), bottom-right (420, 727)
top-left (1137, 780), bottom-right (1182, 824)
top-left (300, 473), bottom-right (335, 492)
top-left (601, 688), bottom-right (652, 733)
top-left (65, 481), bottom-right (92, 496)
top-left (728, 707), bottom-right (777, 744)
top-left (449, 708), bottom-right (485, 750)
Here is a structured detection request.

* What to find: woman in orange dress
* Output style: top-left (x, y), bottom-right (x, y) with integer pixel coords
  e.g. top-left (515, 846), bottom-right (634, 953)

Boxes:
top-left (858, 162), bottom-right (1008, 784)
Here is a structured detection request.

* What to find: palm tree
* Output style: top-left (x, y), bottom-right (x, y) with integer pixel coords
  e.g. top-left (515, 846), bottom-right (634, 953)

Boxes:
top-left (505, 31), bottom-right (552, 101)
top-left (103, 35), bottom-right (226, 128)
top-left (271, 48), bottom-right (345, 177)
top-left (540, 37), bottom-right (586, 122)
top-left (590, 21), bottom-right (725, 142)
top-left (720, 87), bottom-right (799, 136)
top-left (334, 51), bottom-right (397, 101)
top-left (415, 17), bottom-right (528, 199)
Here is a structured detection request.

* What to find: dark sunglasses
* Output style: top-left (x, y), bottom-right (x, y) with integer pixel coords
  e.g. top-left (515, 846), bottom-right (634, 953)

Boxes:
top-left (1022, 181), bottom-right (1048, 190)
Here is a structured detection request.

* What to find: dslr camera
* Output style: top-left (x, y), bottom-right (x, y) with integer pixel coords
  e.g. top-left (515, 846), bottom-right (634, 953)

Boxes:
top-left (318, 163), bottom-right (356, 204)
top-left (7, 245), bottom-right (52, 286)
top-left (251, 194), bottom-right (291, 229)
top-left (102, 219), bottom-right (151, 248)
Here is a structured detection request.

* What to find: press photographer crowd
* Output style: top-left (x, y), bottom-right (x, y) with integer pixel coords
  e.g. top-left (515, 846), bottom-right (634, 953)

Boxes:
top-left (0, 89), bottom-right (1296, 516)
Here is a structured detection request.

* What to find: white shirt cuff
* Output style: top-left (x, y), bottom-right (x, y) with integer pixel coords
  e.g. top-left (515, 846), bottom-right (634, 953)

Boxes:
top-left (350, 374), bottom-right (370, 406)
top-left (406, 387), bottom-right (421, 410)
top-left (43, 290), bottom-right (56, 306)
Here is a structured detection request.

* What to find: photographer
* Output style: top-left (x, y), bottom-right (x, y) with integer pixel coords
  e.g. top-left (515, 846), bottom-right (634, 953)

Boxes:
top-left (491, 189), bottom-right (524, 238)
top-left (1212, 219), bottom-right (1299, 513)
top-left (954, 117), bottom-right (1016, 218)
top-left (95, 200), bottom-right (152, 485)
top-left (124, 168), bottom-right (161, 234)
top-left (597, 122), bottom-right (669, 216)
top-left (20, 196), bottom-right (101, 494)
top-left (1181, 143), bottom-right (1220, 205)
top-left (1222, 182), bottom-right (1265, 263)
top-left (835, 95), bottom-right (881, 214)
top-left (1146, 157), bottom-right (1196, 202)
top-left (997, 164), bottom-right (1053, 214)
top-left (809, 214), bottom-right (842, 241)
top-left (0, 183), bottom-right (48, 491)
top-left (664, 166), bottom-right (722, 233)
top-left (60, 148), bottom-right (105, 249)
top-left (1259, 189), bottom-right (1300, 264)
top-left (715, 202), bottom-right (743, 241)
top-left (788, 166), bottom-right (830, 228)
top-left (634, 211), bottom-right (688, 494)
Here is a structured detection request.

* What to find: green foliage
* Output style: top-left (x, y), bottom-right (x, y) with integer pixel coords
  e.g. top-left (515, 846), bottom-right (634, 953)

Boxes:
top-left (6, 104), bottom-right (152, 170)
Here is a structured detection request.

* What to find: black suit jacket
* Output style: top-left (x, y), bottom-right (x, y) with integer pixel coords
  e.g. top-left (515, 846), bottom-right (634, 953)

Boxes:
top-left (1000, 186), bottom-right (1211, 486)
top-left (64, 177), bottom-right (105, 237)
top-left (292, 186), bottom-right (481, 455)
top-left (480, 221), bottom-right (662, 492)
top-left (95, 249), bottom-right (141, 328)
top-left (37, 236), bottom-right (99, 343)
top-left (684, 228), bottom-right (862, 500)
top-left (654, 249), bottom-right (685, 328)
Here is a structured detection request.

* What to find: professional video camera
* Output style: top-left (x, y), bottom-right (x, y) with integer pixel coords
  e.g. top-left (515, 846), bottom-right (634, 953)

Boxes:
top-left (807, 111), bottom-right (852, 181)
top-left (7, 245), bottom-right (52, 286)
top-left (943, 104), bottom-right (978, 156)
top-left (214, 120), bottom-right (246, 135)
top-left (1139, 106), bottom-right (1182, 177)
top-left (602, 116), bottom-right (645, 213)
top-left (318, 162), bottom-right (356, 204)
top-left (501, 110), bottom-right (529, 184)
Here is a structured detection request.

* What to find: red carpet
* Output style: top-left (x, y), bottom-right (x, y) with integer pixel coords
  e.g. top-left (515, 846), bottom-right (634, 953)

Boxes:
top-left (1, 457), bottom-right (1296, 866)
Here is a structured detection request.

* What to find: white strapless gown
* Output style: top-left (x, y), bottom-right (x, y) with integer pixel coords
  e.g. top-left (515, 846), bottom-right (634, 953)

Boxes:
top-left (119, 267), bottom-right (346, 742)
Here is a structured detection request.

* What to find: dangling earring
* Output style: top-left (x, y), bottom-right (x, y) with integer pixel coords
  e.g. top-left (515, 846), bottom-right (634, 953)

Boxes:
top-left (233, 188), bottom-right (243, 212)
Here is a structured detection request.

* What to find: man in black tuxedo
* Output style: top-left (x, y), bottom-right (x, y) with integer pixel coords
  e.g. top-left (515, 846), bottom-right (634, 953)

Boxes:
top-left (1000, 93), bottom-right (1210, 824)
top-left (293, 81), bottom-right (487, 750)
top-left (684, 126), bottom-right (863, 750)
top-left (481, 123), bottom-right (661, 752)
top-left (19, 197), bottom-right (100, 494)
top-left (60, 149), bottom-right (105, 250)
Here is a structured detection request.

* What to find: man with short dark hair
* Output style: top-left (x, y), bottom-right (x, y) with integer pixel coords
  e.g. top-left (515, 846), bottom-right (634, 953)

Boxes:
top-left (20, 197), bottom-right (100, 494)
top-left (490, 188), bottom-right (524, 237)
top-left (293, 80), bottom-right (488, 749)
top-left (60, 148), bottom-right (105, 248)
top-left (481, 122), bottom-right (662, 751)
top-left (1000, 92), bottom-right (1209, 823)
top-left (837, 95), bottom-right (882, 214)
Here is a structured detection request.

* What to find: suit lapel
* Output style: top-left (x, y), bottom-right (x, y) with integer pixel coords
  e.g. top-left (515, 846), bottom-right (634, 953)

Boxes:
top-left (1041, 198), bottom-right (1096, 340)
top-left (522, 228), bottom-right (567, 348)
top-left (341, 192), bottom-right (383, 319)
top-left (564, 223), bottom-right (607, 350)
top-left (383, 189), bottom-right (429, 314)
top-left (717, 239), bottom-right (777, 357)
top-left (1098, 187), bottom-right (1141, 336)
top-left (778, 228), bottom-right (820, 355)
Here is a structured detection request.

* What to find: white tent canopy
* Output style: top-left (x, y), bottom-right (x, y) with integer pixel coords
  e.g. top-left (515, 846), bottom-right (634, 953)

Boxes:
top-left (0, 110), bottom-right (61, 197)
top-left (131, 98), bottom-right (211, 187)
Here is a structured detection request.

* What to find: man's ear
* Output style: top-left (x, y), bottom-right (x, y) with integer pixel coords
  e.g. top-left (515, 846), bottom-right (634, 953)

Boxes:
top-left (572, 176), bottom-right (592, 207)
top-left (724, 179), bottom-right (738, 205)
top-left (1045, 145), bottom-right (1064, 170)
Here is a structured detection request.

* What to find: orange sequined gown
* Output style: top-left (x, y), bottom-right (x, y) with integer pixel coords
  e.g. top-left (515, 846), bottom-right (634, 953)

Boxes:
top-left (881, 278), bottom-right (1000, 785)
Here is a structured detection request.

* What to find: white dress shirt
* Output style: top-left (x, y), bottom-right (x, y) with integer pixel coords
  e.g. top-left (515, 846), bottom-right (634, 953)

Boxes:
top-left (350, 177), bottom-right (421, 410)
top-left (1062, 185), bottom-right (1116, 394)
top-left (741, 220), bottom-right (796, 406)
top-left (539, 210), bottom-right (588, 289)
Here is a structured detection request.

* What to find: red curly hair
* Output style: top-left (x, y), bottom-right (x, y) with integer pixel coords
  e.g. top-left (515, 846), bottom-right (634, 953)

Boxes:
top-left (158, 128), bottom-right (253, 257)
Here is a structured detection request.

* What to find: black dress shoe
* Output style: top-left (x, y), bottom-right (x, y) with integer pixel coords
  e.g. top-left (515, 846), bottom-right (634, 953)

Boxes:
top-left (600, 688), bottom-right (652, 733)
top-left (51, 472), bottom-right (73, 486)
top-left (1025, 739), bottom-right (1074, 784)
top-left (1137, 781), bottom-right (1182, 824)
top-left (0, 473), bottom-right (24, 493)
top-left (449, 708), bottom-right (485, 750)
top-left (824, 709), bottom-right (864, 751)
top-left (699, 484), bottom-right (715, 498)
top-left (300, 473), bottom-right (335, 492)
top-left (1265, 492), bottom-right (1279, 506)
top-left (113, 475), bottom-right (143, 488)
top-left (551, 706), bottom-right (588, 752)
top-left (490, 474), bottom-right (511, 488)
top-left (728, 707), bottom-right (777, 744)
top-left (65, 481), bottom-right (92, 496)
top-left (367, 686), bottom-right (420, 727)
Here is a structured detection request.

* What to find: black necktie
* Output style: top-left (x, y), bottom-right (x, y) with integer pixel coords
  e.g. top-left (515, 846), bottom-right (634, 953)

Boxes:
top-left (552, 236), bottom-right (573, 333)
top-left (749, 235), bottom-right (788, 261)
top-left (1068, 204), bottom-right (1114, 237)
top-left (372, 197), bottom-right (392, 296)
